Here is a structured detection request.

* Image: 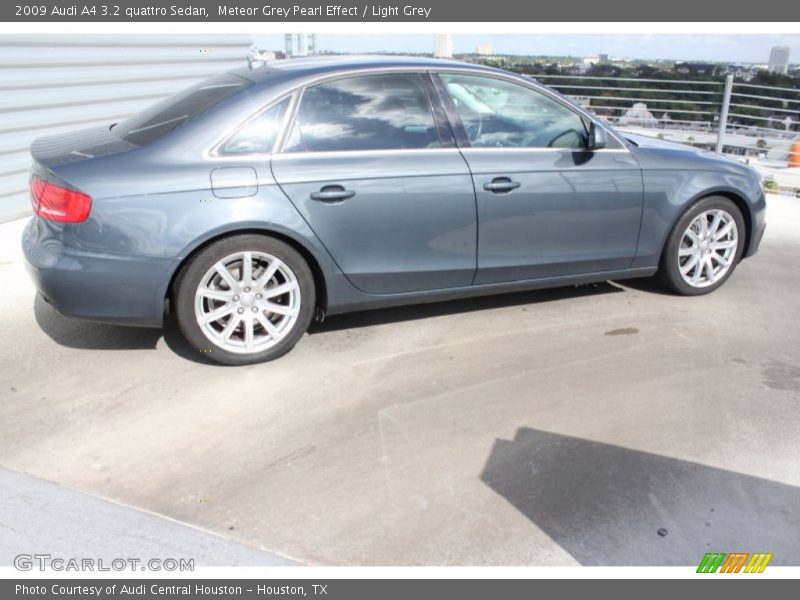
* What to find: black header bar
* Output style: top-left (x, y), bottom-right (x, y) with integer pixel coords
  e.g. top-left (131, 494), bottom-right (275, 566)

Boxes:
top-left (3, 0), bottom-right (800, 22)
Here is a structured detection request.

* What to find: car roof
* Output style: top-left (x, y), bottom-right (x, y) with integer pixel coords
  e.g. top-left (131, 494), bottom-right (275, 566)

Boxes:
top-left (232, 54), bottom-right (504, 83)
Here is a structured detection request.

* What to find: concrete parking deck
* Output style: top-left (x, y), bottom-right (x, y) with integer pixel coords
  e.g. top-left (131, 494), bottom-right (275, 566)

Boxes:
top-left (1, 195), bottom-right (799, 566)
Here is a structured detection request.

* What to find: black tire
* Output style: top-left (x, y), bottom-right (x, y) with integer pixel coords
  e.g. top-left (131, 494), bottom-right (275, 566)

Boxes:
top-left (658, 195), bottom-right (746, 296)
top-left (173, 234), bottom-right (315, 366)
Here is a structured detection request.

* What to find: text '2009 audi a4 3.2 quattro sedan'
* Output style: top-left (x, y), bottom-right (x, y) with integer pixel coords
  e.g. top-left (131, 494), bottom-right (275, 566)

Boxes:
top-left (23, 56), bottom-right (766, 365)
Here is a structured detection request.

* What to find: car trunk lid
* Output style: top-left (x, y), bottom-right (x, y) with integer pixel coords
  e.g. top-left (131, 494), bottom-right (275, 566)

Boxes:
top-left (30, 124), bottom-right (136, 169)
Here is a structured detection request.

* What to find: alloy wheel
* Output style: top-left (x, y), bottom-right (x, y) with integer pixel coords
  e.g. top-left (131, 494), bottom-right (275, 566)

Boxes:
top-left (678, 209), bottom-right (739, 288)
top-left (194, 251), bottom-right (301, 354)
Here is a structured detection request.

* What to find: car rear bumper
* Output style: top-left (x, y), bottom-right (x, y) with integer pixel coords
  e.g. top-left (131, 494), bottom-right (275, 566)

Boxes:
top-left (22, 218), bottom-right (172, 328)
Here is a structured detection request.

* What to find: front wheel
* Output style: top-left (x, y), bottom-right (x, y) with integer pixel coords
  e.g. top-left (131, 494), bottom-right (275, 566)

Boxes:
top-left (658, 196), bottom-right (746, 296)
top-left (174, 234), bottom-right (315, 365)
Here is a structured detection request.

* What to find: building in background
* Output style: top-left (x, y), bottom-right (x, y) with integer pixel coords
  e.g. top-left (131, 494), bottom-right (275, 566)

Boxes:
top-left (618, 103), bottom-right (658, 127)
top-left (284, 33), bottom-right (318, 58)
top-left (434, 34), bottom-right (453, 59)
top-left (768, 46), bottom-right (790, 75)
top-left (0, 34), bottom-right (252, 221)
top-left (475, 43), bottom-right (493, 56)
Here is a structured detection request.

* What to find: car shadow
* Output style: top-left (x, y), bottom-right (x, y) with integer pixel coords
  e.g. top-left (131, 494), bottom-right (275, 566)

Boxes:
top-left (309, 281), bottom-right (624, 334)
top-left (34, 280), bottom-right (632, 362)
top-left (34, 294), bottom-right (162, 351)
top-left (33, 294), bottom-right (218, 364)
top-left (480, 427), bottom-right (800, 566)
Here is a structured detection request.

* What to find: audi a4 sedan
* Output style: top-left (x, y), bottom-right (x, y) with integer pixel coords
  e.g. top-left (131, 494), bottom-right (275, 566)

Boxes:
top-left (23, 56), bottom-right (766, 365)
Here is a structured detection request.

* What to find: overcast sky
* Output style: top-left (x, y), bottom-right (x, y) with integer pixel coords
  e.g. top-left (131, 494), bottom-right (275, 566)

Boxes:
top-left (253, 34), bottom-right (800, 63)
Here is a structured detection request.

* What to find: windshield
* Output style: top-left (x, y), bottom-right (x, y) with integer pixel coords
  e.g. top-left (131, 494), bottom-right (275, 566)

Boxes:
top-left (113, 73), bottom-right (253, 146)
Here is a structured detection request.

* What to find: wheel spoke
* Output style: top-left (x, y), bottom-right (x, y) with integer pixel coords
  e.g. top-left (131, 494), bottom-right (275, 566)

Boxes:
top-left (202, 304), bottom-right (235, 325)
top-left (704, 257), bottom-right (716, 283)
top-left (219, 314), bottom-right (241, 342)
top-left (215, 262), bottom-right (238, 290)
top-left (681, 254), bottom-right (700, 275)
top-left (241, 251), bottom-right (253, 284)
top-left (713, 222), bottom-right (734, 241)
top-left (685, 230), bottom-right (701, 245)
top-left (678, 245), bottom-right (695, 257)
top-left (263, 281), bottom-right (299, 299)
top-left (256, 312), bottom-right (281, 339)
top-left (698, 215), bottom-right (709, 237)
top-left (254, 259), bottom-right (281, 290)
top-left (264, 301), bottom-right (299, 317)
top-left (713, 253), bottom-right (730, 268)
top-left (691, 258), bottom-right (703, 283)
top-left (708, 210), bottom-right (722, 236)
top-left (243, 315), bottom-right (254, 349)
top-left (197, 287), bottom-right (234, 302)
top-left (712, 240), bottom-right (737, 250)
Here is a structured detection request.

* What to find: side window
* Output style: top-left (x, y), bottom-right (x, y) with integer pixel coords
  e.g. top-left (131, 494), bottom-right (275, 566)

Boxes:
top-left (439, 74), bottom-right (589, 149)
top-left (220, 97), bottom-right (290, 155)
top-left (284, 74), bottom-right (441, 152)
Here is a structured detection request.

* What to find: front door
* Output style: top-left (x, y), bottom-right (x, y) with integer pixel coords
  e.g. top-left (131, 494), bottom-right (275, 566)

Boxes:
top-left (435, 72), bottom-right (644, 284)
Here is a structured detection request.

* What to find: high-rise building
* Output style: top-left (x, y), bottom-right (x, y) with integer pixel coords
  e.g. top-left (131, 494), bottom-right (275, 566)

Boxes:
top-left (434, 34), bottom-right (453, 59)
top-left (475, 43), bottom-right (493, 56)
top-left (284, 33), bottom-right (318, 58)
top-left (768, 46), bottom-right (790, 75)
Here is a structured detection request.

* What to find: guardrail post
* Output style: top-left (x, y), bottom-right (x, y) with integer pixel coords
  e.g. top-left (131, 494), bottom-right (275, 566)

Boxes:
top-left (715, 74), bottom-right (734, 153)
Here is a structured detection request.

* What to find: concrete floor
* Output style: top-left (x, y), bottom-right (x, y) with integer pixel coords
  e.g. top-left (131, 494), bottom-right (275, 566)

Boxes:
top-left (1, 195), bottom-right (799, 566)
top-left (0, 467), bottom-right (295, 567)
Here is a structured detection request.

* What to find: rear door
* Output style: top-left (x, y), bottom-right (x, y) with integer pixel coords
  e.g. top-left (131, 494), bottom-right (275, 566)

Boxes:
top-left (433, 72), bottom-right (644, 284)
top-left (271, 72), bottom-right (477, 295)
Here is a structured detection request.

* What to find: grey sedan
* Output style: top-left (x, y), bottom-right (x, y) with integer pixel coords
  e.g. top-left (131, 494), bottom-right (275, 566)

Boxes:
top-left (23, 56), bottom-right (766, 365)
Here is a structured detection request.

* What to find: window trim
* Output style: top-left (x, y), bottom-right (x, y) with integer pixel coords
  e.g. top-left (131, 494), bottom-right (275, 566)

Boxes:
top-left (276, 71), bottom-right (450, 155)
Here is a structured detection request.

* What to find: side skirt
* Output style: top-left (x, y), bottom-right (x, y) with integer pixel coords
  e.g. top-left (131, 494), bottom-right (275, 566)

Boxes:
top-left (326, 266), bottom-right (658, 316)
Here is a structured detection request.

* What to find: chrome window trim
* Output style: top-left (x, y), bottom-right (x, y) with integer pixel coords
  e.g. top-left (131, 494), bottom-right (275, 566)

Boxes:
top-left (272, 147), bottom-right (466, 161)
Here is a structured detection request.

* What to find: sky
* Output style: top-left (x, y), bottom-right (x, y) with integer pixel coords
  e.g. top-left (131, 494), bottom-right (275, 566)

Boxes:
top-left (253, 34), bottom-right (800, 64)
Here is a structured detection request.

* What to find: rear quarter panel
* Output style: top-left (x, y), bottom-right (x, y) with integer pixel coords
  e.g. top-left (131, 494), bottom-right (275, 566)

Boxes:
top-left (46, 146), bottom-right (344, 321)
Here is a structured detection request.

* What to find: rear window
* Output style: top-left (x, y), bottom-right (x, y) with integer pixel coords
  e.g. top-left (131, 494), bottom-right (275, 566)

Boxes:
top-left (113, 73), bottom-right (253, 146)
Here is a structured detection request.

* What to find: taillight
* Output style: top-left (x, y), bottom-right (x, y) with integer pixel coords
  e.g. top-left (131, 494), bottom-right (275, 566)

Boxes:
top-left (30, 176), bottom-right (91, 223)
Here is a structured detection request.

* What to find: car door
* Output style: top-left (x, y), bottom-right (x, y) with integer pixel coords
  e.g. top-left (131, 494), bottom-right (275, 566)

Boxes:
top-left (270, 72), bottom-right (477, 295)
top-left (433, 72), bottom-right (644, 285)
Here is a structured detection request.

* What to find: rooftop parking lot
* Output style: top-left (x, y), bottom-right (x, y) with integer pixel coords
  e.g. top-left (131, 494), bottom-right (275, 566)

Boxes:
top-left (1, 194), bottom-right (799, 566)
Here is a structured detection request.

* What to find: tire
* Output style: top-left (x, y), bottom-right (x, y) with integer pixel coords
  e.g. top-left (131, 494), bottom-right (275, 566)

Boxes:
top-left (658, 195), bottom-right (746, 296)
top-left (174, 234), bottom-right (315, 365)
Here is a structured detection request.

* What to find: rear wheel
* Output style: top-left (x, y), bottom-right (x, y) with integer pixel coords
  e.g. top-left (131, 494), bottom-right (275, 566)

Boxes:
top-left (658, 196), bottom-right (745, 295)
top-left (174, 234), bottom-right (315, 365)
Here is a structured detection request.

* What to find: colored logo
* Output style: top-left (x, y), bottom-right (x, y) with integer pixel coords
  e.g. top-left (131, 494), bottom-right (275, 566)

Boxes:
top-left (697, 552), bottom-right (773, 573)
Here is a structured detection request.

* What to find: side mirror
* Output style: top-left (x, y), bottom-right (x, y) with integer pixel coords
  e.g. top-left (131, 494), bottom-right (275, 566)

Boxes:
top-left (588, 122), bottom-right (608, 151)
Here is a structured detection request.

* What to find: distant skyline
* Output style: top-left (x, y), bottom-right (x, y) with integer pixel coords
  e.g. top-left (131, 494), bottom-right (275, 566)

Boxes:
top-left (253, 34), bottom-right (800, 64)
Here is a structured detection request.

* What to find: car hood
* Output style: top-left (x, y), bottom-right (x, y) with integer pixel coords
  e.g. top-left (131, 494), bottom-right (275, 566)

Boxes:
top-left (621, 132), bottom-right (757, 177)
top-left (30, 124), bottom-right (136, 169)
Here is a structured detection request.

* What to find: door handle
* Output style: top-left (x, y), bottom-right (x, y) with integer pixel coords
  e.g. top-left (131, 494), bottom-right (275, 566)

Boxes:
top-left (483, 178), bottom-right (521, 193)
top-left (310, 185), bottom-right (356, 202)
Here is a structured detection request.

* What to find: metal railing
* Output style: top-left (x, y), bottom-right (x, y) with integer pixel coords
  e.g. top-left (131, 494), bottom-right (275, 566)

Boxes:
top-left (530, 73), bottom-right (800, 163)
